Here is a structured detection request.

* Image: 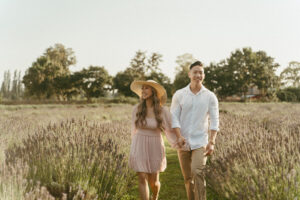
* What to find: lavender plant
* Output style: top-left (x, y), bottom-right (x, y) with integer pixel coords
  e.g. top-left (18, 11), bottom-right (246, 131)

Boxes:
top-left (5, 118), bottom-right (134, 200)
top-left (206, 112), bottom-right (300, 200)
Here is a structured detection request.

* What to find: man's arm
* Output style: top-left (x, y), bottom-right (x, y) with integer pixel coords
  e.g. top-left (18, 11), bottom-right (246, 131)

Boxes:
top-left (209, 130), bottom-right (217, 145)
top-left (208, 93), bottom-right (219, 132)
top-left (205, 93), bottom-right (219, 156)
top-left (170, 91), bottom-right (182, 129)
top-left (170, 92), bottom-right (185, 146)
top-left (174, 127), bottom-right (186, 147)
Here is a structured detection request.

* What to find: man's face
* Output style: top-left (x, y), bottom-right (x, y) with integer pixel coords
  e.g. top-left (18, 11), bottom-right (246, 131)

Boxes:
top-left (188, 65), bottom-right (205, 84)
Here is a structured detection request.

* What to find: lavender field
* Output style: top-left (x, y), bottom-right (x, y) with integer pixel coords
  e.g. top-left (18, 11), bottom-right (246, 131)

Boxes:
top-left (0, 103), bottom-right (299, 199)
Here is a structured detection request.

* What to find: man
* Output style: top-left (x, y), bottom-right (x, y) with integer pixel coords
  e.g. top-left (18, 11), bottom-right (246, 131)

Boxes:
top-left (170, 61), bottom-right (219, 200)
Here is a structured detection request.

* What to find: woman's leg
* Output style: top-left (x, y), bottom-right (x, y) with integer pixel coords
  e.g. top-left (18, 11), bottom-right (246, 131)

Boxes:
top-left (148, 172), bottom-right (160, 200)
top-left (138, 172), bottom-right (150, 200)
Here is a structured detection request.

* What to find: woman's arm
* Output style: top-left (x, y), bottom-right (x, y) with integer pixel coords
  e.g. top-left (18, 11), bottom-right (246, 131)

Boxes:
top-left (162, 106), bottom-right (185, 148)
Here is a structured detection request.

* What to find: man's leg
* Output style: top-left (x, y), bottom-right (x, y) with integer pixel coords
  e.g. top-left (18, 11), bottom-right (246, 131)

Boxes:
top-left (177, 150), bottom-right (194, 200)
top-left (191, 147), bottom-right (207, 200)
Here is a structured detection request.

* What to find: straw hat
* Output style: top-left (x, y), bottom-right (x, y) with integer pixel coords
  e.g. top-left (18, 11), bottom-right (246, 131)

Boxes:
top-left (130, 80), bottom-right (167, 105)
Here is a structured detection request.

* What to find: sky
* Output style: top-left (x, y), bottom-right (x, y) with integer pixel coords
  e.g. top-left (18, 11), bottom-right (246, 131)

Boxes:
top-left (1, 0), bottom-right (300, 84)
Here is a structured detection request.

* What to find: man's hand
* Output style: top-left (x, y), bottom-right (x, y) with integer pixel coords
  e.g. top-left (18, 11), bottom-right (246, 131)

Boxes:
top-left (176, 136), bottom-right (186, 148)
top-left (205, 130), bottom-right (217, 156)
top-left (204, 142), bottom-right (215, 156)
top-left (174, 128), bottom-right (186, 148)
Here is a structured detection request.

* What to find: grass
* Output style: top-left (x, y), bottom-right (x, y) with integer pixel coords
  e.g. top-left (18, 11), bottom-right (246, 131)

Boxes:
top-left (159, 144), bottom-right (187, 200)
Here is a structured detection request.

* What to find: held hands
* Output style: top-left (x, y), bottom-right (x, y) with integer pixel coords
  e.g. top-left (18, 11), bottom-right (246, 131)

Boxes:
top-left (204, 141), bottom-right (215, 156)
top-left (176, 136), bottom-right (186, 148)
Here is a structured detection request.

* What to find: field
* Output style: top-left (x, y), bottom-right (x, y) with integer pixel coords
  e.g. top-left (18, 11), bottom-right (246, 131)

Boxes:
top-left (0, 103), bottom-right (299, 199)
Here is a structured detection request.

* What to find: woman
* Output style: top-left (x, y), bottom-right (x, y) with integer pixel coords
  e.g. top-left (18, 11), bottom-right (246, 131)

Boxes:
top-left (129, 80), bottom-right (184, 200)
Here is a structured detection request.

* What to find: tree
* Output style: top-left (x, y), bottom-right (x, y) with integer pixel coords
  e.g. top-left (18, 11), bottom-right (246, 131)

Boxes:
top-left (277, 87), bottom-right (300, 102)
top-left (225, 48), bottom-right (254, 96)
top-left (75, 66), bottom-right (112, 101)
top-left (113, 51), bottom-right (148, 97)
top-left (147, 71), bottom-right (172, 98)
top-left (23, 56), bottom-right (50, 99)
top-left (0, 70), bottom-right (24, 100)
top-left (145, 53), bottom-right (172, 97)
top-left (23, 44), bottom-right (76, 99)
top-left (253, 50), bottom-right (280, 97)
top-left (113, 68), bottom-right (140, 97)
top-left (204, 48), bottom-right (279, 99)
top-left (17, 71), bottom-right (24, 99)
top-left (0, 70), bottom-right (11, 99)
top-left (173, 53), bottom-right (195, 92)
top-left (45, 44), bottom-right (76, 73)
top-left (53, 74), bottom-right (78, 101)
top-left (113, 51), bottom-right (168, 96)
top-left (11, 70), bottom-right (19, 100)
top-left (130, 50), bottom-right (147, 78)
top-left (146, 53), bottom-right (163, 74)
top-left (280, 61), bottom-right (300, 87)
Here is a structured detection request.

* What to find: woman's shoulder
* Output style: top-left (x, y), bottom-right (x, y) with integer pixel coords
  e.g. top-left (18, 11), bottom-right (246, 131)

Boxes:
top-left (132, 104), bottom-right (139, 113)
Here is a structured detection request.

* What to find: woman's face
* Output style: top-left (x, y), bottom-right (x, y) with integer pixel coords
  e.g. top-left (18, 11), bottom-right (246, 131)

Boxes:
top-left (141, 85), bottom-right (153, 100)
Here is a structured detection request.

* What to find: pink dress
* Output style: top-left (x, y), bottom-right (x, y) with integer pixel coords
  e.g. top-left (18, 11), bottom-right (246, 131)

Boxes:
top-left (129, 106), bottom-right (178, 173)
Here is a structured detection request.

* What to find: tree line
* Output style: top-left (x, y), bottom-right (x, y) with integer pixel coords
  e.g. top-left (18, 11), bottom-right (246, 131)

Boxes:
top-left (0, 70), bottom-right (24, 100)
top-left (1, 43), bottom-right (299, 102)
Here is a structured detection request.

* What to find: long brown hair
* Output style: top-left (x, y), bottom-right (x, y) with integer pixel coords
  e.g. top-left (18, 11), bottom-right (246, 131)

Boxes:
top-left (135, 86), bottom-right (163, 130)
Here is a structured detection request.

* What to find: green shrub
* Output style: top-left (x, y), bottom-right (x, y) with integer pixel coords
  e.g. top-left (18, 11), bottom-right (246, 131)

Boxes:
top-left (277, 87), bottom-right (300, 102)
top-left (106, 96), bottom-right (138, 104)
top-left (285, 87), bottom-right (300, 100)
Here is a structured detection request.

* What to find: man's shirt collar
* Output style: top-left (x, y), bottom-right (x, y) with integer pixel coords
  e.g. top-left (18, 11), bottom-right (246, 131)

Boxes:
top-left (185, 83), bottom-right (207, 95)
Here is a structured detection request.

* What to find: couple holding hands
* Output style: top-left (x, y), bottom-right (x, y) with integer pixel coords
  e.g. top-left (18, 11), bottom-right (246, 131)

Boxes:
top-left (129, 61), bottom-right (219, 200)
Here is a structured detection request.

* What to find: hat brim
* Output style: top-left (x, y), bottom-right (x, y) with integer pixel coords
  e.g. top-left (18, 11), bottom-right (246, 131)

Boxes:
top-left (130, 80), bottom-right (167, 105)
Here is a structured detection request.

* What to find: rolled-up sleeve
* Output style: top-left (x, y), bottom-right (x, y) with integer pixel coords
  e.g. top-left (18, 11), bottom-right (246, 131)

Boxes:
top-left (170, 92), bottom-right (181, 129)
top-left (209, 93), bottom-right (219, 131)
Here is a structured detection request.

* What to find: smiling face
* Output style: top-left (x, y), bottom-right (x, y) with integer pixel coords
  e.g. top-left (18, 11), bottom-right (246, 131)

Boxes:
top-left (141, 84), bottom-right (154, 100)
top-left (188, 65), bottom-right (205, 85)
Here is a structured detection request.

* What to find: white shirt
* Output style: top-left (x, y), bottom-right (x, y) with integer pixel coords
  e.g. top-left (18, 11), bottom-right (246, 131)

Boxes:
top-left (170, 84), bottom-right (219, 150)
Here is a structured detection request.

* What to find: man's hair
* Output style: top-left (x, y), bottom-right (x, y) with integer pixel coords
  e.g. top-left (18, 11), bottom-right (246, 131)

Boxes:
top-left (190, 61), bottom-right (203, 70)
